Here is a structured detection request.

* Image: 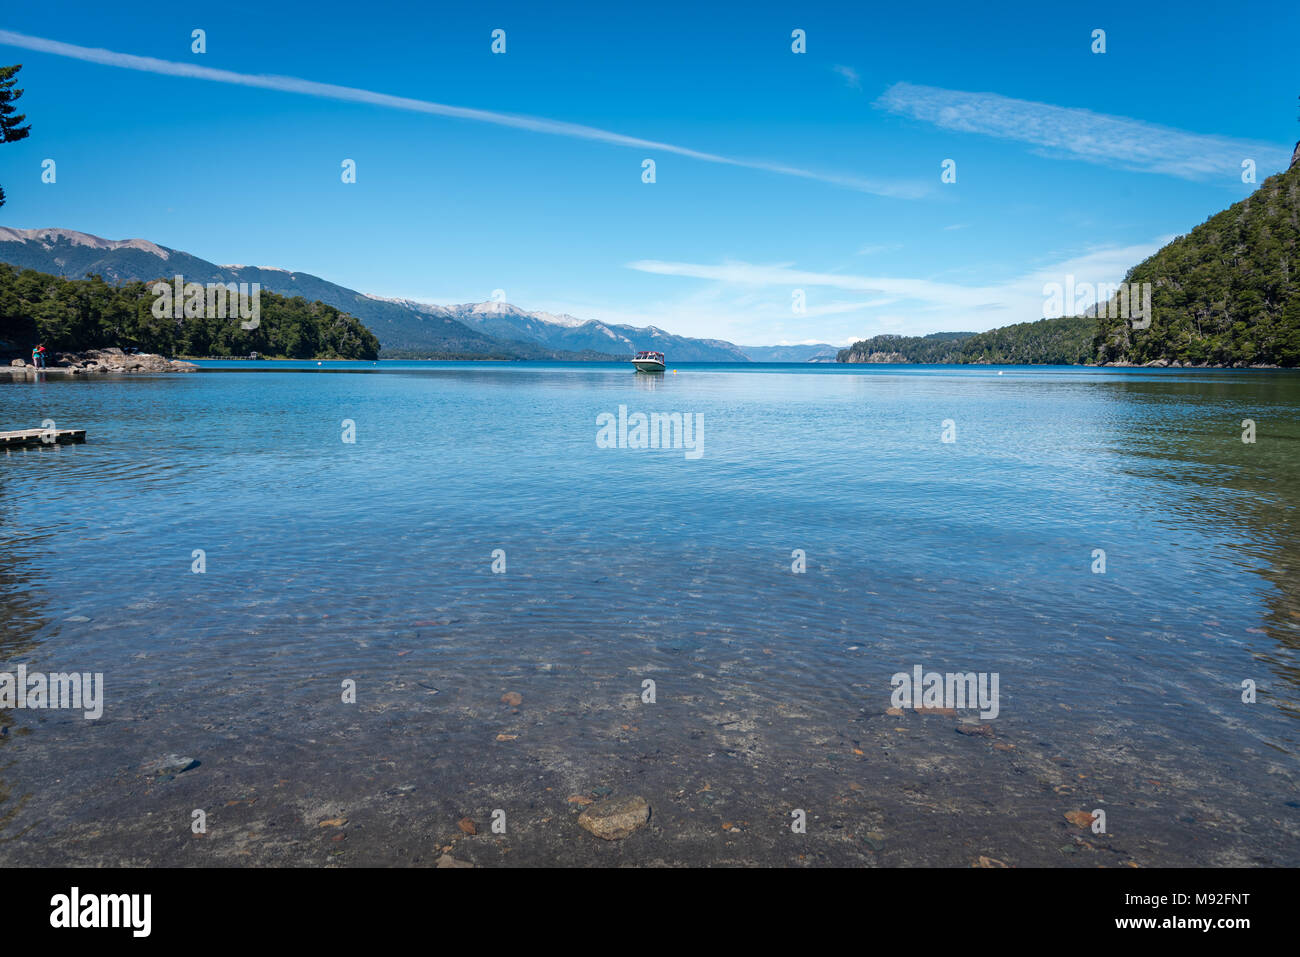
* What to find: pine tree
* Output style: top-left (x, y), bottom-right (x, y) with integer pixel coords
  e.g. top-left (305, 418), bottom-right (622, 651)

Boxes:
top-left (0, 64), bottom-right (33, 209)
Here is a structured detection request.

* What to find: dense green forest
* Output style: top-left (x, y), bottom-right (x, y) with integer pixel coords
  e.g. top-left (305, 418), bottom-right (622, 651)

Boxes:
top-left (0, 263), bottom-right (380, 359)
top-left (1094, 161), bottom-right (1300, 367)
top-left (842, 156), bottom-right (1299, 368)
top-left (959, 315), bottom-right (1097, 364)
top-left (837, 331), bottom-right (971, 363)
top-left (837, 318), bottom-right (1094, 364)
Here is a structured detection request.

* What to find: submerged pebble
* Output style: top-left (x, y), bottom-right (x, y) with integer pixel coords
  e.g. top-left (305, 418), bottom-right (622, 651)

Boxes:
top-left (144, 754), bottom-right (199, 776)
top-left (578, 796), bottom-right (651, 840)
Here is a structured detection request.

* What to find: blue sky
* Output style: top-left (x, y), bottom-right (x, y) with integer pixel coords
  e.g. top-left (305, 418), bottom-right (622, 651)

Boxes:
top-left (1, 0), bottom-right (1296, 345)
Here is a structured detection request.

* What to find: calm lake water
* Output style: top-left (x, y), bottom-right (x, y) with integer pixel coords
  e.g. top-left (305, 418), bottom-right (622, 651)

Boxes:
top-left (1, 361), bottom-right (1298, 866)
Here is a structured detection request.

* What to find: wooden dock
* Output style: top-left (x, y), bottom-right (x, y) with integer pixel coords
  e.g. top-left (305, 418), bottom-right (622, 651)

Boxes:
top-left (0, 428), bottom-right (87, 448)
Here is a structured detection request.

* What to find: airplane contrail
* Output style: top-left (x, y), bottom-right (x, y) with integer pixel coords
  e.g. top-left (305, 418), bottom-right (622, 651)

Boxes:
top-left (0, 29), bottom-right (928, 199)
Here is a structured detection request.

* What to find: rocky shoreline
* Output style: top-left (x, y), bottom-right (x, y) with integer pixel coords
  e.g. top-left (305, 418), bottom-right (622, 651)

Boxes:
top-left (5, 348), bottom-right (198, 376)
top-left (1097, 358), bottom-right (1283, 369)
top-left (839, 352), bottom-right (1283, 368)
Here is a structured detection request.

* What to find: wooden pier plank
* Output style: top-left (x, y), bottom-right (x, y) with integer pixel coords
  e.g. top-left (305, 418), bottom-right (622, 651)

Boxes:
top-left (0, 428), bottom-right (87, 447)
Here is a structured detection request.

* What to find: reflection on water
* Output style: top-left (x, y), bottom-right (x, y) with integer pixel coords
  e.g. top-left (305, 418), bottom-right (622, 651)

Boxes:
top-left (0, 472), bottom-right (43, 840)
top-left (1100, 375), bottom-right (1300, 708)
top-left (0, 362), bottom-right (1297, 866)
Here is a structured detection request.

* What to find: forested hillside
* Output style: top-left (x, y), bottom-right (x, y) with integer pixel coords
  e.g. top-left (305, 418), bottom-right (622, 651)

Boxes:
top-left (840, 151), bottom-right (1299, 368)
top-left (836, 320), bottom-right (1092, 364)
top-left (1095, 159), bottom-right (1300, 367)
top-left (0, 264), bottom-right (381, 359)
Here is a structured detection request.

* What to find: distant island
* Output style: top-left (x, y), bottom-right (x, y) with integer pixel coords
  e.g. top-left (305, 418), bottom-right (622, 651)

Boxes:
top-left (839, 318), bottom-right (1101, 366)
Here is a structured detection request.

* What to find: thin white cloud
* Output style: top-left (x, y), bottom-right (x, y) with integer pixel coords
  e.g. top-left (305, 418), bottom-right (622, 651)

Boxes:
top-left (831, 65), bottom-right (862, 91)
top-left (627, 259), bottom-right (1006, 309)
top-left (798, 297), bottom-right (899, 317)
top-left (875, 82), bottom-right (1290, 181)
top-left (625, 239), bottom-right (1167, 338)
top-left (0, 29), bottom-right (928, 199)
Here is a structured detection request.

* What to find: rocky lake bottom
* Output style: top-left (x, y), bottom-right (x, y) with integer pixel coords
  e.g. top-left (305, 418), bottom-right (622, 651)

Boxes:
top-left (1, 362), bottom-right (1297, 866)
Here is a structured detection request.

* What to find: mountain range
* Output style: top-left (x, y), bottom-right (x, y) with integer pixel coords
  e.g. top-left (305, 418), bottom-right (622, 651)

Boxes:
top-left (7, 139), bottom-right (1297, 366)
top-left (0, 228), bottom-right (835, 362)
top-left (370, 296), bottom-right (756, 362)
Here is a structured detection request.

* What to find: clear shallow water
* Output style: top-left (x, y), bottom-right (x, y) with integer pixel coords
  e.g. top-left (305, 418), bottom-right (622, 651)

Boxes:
top-left (1, 361), bottom-right (1298, 866)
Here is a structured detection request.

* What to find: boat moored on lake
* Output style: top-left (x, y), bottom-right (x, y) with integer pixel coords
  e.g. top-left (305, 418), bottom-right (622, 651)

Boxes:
top-left (632, 350), bottom-right (666, 373)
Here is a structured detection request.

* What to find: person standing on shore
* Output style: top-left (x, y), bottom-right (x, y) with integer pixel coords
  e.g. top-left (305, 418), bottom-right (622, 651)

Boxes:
top-left (32, 343), bottom-right (46, 369)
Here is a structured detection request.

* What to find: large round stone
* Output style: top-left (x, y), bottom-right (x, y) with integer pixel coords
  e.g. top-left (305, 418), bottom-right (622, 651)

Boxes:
top-left (577, 796), bottom-right (651, 840)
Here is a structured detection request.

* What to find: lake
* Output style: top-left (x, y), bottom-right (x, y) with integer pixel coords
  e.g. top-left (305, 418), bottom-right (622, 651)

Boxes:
top-left (1, 360), bottom-right (1297, 866)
